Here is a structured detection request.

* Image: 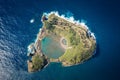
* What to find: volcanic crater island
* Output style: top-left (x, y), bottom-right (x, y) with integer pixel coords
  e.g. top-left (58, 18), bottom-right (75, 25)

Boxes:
top-left (27, 12), bottom-right (96, 72)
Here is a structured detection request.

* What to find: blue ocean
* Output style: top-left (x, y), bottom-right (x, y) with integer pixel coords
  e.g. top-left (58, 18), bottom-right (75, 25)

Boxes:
top-left (0, 0), bottom-right (120, 80)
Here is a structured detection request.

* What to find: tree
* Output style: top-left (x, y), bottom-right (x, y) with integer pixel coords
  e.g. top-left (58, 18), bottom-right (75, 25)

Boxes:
top-left (51, 17), bottom-right (58, 25)
top-left (45, 21), bottom-right (55, 31)
top-left (32, 55), bottom-right (44, 71)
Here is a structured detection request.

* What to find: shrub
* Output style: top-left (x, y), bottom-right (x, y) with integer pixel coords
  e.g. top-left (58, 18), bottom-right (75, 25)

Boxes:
top-left (32, 55), bottom-right (44, 71)
top-left (45, 21), bottom-right (55, 31)
top-left (68, 28), bottom-right (80, 45)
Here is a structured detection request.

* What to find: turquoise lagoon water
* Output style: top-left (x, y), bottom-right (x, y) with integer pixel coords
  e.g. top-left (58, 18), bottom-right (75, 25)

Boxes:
top-left (41, 35), bottom-right (65, 59)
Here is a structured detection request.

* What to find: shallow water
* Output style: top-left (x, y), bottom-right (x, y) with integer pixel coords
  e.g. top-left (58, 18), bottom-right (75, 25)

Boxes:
top-left (41, 35), bottom-right (65, 59)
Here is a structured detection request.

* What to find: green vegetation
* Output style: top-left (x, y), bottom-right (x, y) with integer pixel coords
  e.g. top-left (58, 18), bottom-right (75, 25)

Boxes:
top-left (50, 17), bottom-right (58, 25)
top-left (59, 41), bottom-right (95, 65)
top-left (45, 14), bottom-right (96, 66)
top-left (59, 42), bottom-right (83, 65)
top-left (52, 26), bottom-right (80, 46)
top-left (44, 21), bottom-right (55, 31)
top-left (32, 54), bottom-right (44, 71)
top-left (69, 28), bottom-right (80, 45)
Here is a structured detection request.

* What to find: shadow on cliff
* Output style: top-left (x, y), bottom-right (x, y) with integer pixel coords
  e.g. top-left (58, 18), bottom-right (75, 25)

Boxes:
top-left (92, 43), bottom-right (100, 58)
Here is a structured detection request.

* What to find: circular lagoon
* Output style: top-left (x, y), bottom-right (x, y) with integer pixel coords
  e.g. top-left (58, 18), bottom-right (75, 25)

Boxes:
top-left (41, 35), bottom-right (65, 59)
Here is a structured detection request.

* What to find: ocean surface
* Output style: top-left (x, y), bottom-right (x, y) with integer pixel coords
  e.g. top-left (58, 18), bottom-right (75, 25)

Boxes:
top-left (0, 0), bottom-right (120, 80)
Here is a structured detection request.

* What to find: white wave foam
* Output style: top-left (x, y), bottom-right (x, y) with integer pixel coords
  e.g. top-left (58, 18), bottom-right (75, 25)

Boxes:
top-left (27, 44), bottom-right (31, 53)
top-left (30, 19), bottom-right (34, 23)
top-left (91, 32), bottom-right (96, 40)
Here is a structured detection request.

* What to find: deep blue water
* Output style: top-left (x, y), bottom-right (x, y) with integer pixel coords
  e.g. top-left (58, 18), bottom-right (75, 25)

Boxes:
top-left (0, 0), bottom-right (120, 80)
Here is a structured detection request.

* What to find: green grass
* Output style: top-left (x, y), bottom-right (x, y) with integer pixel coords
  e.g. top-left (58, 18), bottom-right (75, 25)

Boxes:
top-left (59, 41), bottom-right (96, 65)
top-left (53, 26), bottom-right (80, 46)
top-left (59, 42), bottom-right (84, 64)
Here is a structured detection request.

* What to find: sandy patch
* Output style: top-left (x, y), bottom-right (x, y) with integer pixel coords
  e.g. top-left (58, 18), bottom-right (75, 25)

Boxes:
top-left (60, 37), bottom-right (72, 49)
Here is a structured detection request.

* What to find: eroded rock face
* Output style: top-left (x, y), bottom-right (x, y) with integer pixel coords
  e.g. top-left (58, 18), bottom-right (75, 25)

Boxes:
top-left (27, 12), bottom-right (96, 72)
